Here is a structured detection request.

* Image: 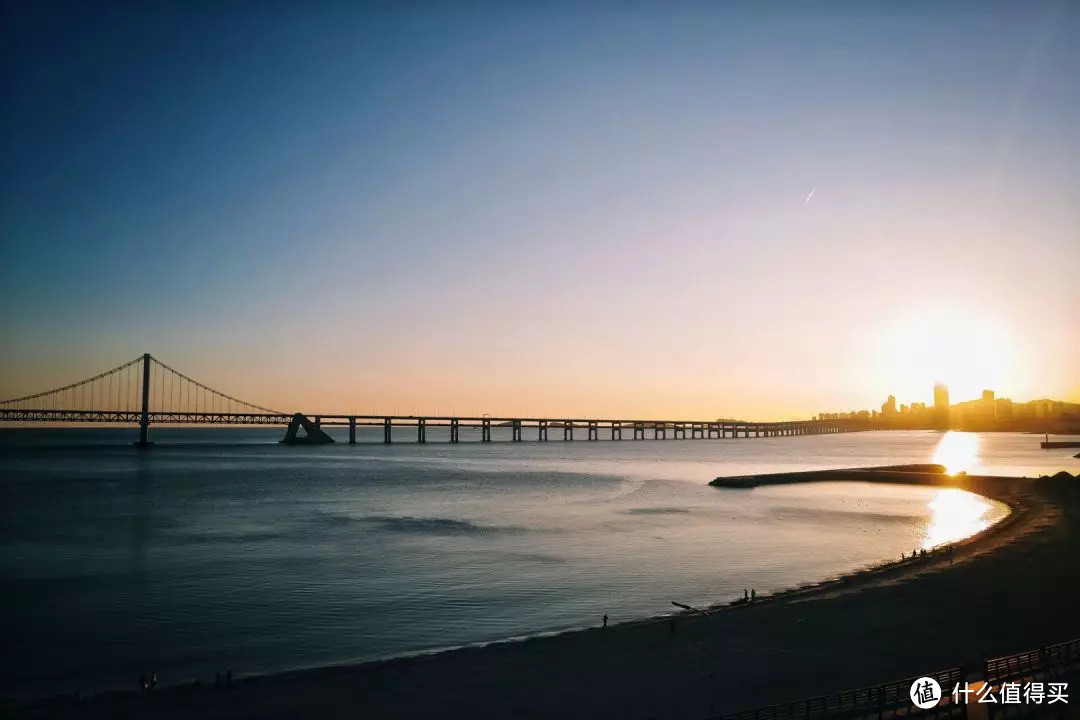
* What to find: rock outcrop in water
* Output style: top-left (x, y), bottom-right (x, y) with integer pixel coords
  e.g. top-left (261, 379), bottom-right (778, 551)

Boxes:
top-left (279, 413), bottom-right (335, 445)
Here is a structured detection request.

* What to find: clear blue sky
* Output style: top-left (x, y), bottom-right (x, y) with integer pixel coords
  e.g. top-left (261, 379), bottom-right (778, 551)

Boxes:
top-left (2, 2), bottom-right (1078, 418)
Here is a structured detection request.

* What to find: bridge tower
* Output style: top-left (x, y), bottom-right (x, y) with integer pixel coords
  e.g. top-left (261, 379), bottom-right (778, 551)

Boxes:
top-left (135, 352), bottom-right (152, 447)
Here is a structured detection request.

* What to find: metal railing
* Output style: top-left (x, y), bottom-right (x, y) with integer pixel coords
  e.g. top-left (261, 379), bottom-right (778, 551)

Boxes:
top-left (984, 639), bottom-right (1080, 685)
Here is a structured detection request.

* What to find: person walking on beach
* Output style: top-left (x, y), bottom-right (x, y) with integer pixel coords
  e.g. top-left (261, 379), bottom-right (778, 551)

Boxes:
top-left (750, 589), bottom-right (756, 602)
top-left (744, 588), bottom-right (749, 601)
top-left (602, 614), bottom-right (608, 629)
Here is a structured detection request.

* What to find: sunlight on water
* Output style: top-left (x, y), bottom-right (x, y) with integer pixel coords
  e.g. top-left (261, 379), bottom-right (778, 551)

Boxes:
top-left (932, 431), bottom-right (980, 475)
top-left (923, 488), bottom-right (995, 549)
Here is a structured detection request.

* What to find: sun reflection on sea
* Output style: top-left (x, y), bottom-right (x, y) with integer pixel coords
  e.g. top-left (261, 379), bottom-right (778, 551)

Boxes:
top-left (932, 431), bottom-right (980, 475)
top-left (923, 488), bottom-right (996, 549)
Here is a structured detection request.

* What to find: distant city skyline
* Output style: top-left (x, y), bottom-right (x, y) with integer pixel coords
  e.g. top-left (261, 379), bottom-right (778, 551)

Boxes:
top-left (2, 4), bottom-right (1078, 420)
top-left (818, 382), bottom-right (1080, 430)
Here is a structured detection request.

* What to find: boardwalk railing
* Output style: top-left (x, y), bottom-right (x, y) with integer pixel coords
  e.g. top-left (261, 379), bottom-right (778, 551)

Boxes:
top-left (984, 639), bottom-right (1080, 685)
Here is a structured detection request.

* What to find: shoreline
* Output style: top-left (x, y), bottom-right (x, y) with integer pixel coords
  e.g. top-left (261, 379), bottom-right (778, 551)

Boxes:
top-left (15, 466), bottom-right (1079, 719)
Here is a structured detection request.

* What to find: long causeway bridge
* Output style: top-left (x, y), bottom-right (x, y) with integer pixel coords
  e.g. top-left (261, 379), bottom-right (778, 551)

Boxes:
top-left (0, 353), bottom-right (872, 446)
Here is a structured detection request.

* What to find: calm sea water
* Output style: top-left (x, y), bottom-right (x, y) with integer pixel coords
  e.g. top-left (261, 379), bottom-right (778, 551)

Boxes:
top-left (1, 428), bottom-right (1076, 698)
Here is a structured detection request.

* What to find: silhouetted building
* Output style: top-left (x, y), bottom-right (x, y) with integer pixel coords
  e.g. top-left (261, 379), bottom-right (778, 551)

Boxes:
top-left (882, 395), bottom-right (897, 416)
top-left (932, 383), bottom-right (951, 429)
top-left (934, 383), bottom-right (950, 408)
top-left (982, 389), bottom-right (995, 403)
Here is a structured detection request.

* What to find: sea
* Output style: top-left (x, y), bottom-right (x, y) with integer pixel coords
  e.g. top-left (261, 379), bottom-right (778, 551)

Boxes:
top-left (1, 427), bottom-right (1076, 699)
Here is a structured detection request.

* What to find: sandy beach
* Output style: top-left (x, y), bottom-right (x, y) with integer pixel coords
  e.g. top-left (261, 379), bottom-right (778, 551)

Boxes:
top-left (17, 467), bottom-right (1080, 720)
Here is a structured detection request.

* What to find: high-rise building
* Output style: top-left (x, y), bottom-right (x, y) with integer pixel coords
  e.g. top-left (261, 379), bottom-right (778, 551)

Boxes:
top-left (882, 395), bottom-right (897, 415)
top-left (934, 383), bottom-right (950, 408)
top-left (982, 389), bottom-right (995, 403)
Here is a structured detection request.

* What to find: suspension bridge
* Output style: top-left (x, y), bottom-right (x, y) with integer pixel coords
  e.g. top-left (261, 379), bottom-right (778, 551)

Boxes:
top-left (0, 353), bottom-right (873, 446)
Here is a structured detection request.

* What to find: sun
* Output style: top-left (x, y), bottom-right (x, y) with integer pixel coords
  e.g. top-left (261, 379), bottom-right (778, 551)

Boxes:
top-left (874, 308), bottom-right (1014, 404)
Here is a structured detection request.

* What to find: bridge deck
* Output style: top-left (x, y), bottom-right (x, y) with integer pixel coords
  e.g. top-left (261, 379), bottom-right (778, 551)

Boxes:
top-left (0, 408), bottom-right (871, 444)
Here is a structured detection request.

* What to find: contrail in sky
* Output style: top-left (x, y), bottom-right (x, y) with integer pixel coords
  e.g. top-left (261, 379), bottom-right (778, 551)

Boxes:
top-left (805, 187), bottom-right (816, 204)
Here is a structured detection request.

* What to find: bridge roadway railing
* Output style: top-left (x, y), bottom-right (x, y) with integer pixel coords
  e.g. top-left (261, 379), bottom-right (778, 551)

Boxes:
top-left (0, 409), bottom-right (291, 425)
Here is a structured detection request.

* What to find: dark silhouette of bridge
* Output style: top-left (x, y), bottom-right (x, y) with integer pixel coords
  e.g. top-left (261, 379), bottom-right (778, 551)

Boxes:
top-left (0, 353), bottom-right (873, 446)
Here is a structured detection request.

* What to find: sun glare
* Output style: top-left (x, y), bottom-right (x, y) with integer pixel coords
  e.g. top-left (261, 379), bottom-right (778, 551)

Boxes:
top-left (923, 488), bottom-right (995, 549)
top-left (932, 431), bottom-right (980, 475)
top-left (876, 309), bottom-right (1014, 404)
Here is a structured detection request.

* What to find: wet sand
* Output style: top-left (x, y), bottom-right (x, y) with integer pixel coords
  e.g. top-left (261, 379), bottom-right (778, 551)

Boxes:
top-left (17, 467), bottom-right (1080, 719)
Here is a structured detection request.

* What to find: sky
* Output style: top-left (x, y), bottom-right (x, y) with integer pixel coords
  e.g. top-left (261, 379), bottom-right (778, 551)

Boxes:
top-left (2, 2), bottom-right (1078, 420)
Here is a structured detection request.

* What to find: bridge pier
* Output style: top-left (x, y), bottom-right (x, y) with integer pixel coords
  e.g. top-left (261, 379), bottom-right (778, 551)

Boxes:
top-left (512, 420), bottom-right (521, 442)
top-left (563, 423), bottom-right (573, 441)
top-left (384, 418), bottom-right (392, 444)
top-left (450, 419), bottom-right (460, 443)
top-left (587, 421), bottom-right (598, 441)
top-left (349, 417), bottom-right (356, 444)
top-left (539, 421), bottom-right (548, 441)
top-left (482, 419), bottom-right (491, 442)
top-left (611, 422), bottom-right (622, 440)
top-left (674, 423), bottom-right (685, 440)
top-left (418, 418), bottom-right (426, 444)
top-left (654, 424), bottom-right (665, 440)
top-left (633, 422), bottom-right (644, 440)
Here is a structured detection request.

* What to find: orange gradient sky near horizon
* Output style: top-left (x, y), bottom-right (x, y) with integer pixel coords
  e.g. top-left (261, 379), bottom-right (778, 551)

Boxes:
top-left (2, 299), bottom-right (1077, 421)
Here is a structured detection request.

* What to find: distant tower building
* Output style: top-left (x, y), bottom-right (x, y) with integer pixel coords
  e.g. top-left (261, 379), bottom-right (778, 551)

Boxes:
top-left (882, 395), bottom-right (897, 416)
top-left (934, 383), bottom-right (950, 408)
top-left (982, 389), bottom-right (995, 403)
